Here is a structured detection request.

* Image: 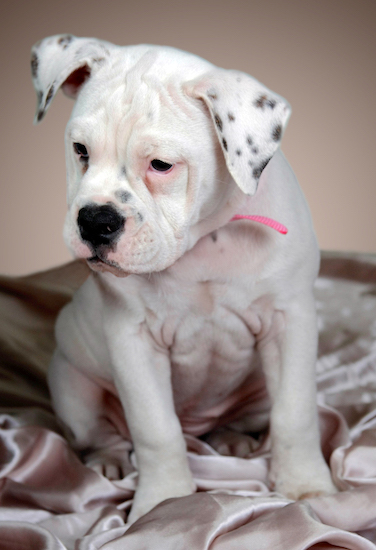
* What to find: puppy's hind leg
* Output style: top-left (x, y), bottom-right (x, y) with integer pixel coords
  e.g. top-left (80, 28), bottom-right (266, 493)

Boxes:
top-left (48, 349), bottom-right (132, 479)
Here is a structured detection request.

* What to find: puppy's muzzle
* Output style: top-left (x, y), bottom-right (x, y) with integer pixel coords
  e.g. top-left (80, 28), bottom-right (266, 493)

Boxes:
top-left (78, 204), bottom-right (125, 248)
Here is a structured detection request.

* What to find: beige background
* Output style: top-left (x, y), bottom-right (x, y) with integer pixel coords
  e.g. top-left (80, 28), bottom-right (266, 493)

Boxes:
top-left (1, 0), bottom-right (375, 275)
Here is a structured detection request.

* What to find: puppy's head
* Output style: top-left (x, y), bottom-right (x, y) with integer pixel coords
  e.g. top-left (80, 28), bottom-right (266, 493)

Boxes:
top-left (31, 35), bottom-right (290, 276)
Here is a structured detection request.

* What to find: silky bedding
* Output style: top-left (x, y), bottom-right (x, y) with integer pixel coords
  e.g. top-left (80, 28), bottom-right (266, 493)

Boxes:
top-left (0, 251), bottom-right (376, 549)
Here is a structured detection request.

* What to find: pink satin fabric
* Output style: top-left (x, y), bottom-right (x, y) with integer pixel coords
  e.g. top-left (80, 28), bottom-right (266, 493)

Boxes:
top-left (1, 252), bottom-right (376, 549)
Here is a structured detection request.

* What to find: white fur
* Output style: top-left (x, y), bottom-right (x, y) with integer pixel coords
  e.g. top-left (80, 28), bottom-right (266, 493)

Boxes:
top-left (32, 34), bottom-right (336, 523)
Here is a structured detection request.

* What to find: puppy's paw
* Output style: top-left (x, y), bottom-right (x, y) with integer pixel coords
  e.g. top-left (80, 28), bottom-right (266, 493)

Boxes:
top-left (205, 428), bottom-right (259, 458)
top-left (273, 468), bottom-right (338, 500)
top-left (128, 478), bottom-right (196, 525)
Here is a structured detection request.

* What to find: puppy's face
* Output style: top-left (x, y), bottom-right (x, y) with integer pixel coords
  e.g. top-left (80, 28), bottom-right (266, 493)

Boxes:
top-left (63, 76), bottom-right (231, 276)
top-left (31, 36), bottom-right (291, 277)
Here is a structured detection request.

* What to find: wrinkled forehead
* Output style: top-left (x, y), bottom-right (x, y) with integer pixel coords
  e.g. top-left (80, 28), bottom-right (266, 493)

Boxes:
top-left (67, 58), bottom-right (210, 155)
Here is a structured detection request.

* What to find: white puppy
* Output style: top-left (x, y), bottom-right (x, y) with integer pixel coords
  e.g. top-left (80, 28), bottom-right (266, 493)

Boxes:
top-left (31, 34), bottom-right (336, 523)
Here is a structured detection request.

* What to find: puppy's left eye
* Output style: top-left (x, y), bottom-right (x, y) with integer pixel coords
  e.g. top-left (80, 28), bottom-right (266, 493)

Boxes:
top-left (150, 159), bottom-right (173, 172)
top-left (73, 142), bottom-right (89, 160)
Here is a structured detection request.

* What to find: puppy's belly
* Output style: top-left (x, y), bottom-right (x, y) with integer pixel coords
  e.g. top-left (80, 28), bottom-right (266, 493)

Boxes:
top-left (169, 310), bottom-right (268, 434)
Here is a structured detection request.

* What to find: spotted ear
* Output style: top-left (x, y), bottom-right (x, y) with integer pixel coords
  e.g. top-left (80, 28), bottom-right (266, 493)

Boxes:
top-left (31, 34), bottom-right (112, 124)
top-left (185, 69), bottom-right (291, 196)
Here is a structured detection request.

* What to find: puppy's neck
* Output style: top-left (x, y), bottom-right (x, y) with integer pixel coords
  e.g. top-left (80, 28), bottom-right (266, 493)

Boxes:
top-left (186, 185), bottom-right (247, 250)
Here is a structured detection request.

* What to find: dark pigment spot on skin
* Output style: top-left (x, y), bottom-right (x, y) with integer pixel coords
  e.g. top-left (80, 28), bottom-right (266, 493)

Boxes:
top-left (46, 85), bottom-right (54, 105)
top-left (254, 95), bottom-right (267, 109)
top-left (222, 138), bottom-right (228, 151)
top-left (208, 90), bottom-right (218, 100)
top-left (253, 157), bottom-right (271, 179)
top-left (115, 189), bottom-right (132, 203)
top-left (120, 166), bottom-right (127, 178)
top-left (228, 112), bottom-right (235, 122)
top-left (272, 124), bottom-right (282, 141)
top-left (211, 231), bottom-right (218, 242)
top-left (252, 147), bottom-right (259, 155)
top-left (254, 95), bottom-right (276, 110)
top-left (214, 113), bottom-right (223, 132)
top-left (79, 154), bottom-right (89, 172)
top-left (31, 53), bottom-right (38, 78)
top-left (137, 212), bottom-right (144, 223)
top-left (236, 149), bottom-right (242, 156)
top-left (58, 35), bottom-right (73, 49)
top-left (246, 136), bottom-right (253, 146)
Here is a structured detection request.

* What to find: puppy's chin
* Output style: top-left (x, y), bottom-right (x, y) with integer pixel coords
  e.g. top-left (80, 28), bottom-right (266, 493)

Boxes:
top-left (87, 257), bottom-right (129, 278)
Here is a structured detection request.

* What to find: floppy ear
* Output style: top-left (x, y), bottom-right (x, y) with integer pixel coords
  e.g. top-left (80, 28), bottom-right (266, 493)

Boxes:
top-left (30, 34), bottom-right (112, 124)
top-left (185, 69), bottom-right (291, 195)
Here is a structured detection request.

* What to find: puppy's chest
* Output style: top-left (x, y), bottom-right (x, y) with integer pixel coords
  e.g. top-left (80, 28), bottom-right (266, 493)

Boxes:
top-left (145, 275), bottom-right (272, 409)
top-left (147, 226), bottom-right (275, 358)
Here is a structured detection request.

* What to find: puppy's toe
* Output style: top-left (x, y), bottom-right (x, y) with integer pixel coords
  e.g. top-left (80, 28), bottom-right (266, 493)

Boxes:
top-left (206, 428), bottom-right (259, 458)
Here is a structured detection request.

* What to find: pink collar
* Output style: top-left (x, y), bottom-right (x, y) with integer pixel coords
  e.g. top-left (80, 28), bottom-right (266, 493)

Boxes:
top-left (230, 214), bottom-right (288, 234)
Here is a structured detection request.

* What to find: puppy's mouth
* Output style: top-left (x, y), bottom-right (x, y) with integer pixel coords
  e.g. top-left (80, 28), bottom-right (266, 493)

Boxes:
top-left (87, 255), bottom-right (129, 278)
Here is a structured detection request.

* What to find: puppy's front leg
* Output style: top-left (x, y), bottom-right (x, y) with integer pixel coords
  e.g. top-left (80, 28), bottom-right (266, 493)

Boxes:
top-left (259, 295), bottom-right (337, 499)
top-left (106, 323), bottom-right (195, 523)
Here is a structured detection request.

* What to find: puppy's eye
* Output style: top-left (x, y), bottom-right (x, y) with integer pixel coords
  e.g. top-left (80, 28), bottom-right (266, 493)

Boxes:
top-left (150, 159), bottom-right (173, 172)
top-left (73, 142), bottom-right (89, 159)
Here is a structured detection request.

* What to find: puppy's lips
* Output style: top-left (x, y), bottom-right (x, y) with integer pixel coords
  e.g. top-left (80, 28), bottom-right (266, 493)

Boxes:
top-left (87, 256), bottom-right (129, 278)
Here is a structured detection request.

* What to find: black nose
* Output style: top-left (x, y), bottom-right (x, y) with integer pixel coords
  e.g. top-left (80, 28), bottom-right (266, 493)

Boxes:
top-left (78, 204), bottom-right (125, 247)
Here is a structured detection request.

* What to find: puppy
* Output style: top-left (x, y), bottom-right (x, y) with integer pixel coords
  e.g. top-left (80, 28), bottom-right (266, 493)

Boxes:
top-left (31, 34), bottom-right (336, 523)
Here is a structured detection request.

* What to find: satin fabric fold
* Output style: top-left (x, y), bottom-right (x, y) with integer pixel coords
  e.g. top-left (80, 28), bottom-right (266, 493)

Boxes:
top-left (0, 253), bottom-right (376, 548)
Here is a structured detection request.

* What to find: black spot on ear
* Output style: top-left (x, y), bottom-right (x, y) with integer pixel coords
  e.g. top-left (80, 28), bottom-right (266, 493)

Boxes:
top-left (236, 149), bottom-right (242, 156)
top-left (254, 95), bottom-right (277, 110)
top-left (254, 95), bottom-right (267, 109)
top-left (272, 124), bottom-right (282, 141)
top-left (252, 147), bottom-right (259, 155)
top-left (222, 137), bottom-right (228, 151)
top-left (45, 85), bottom-right (54, 105)
top-left (115, 189), bottom-right (132, 203)
top-left (246, 135), bottom-right (253, 146)
top-left (228, 112), bottom-right (235, 122)
top-left (58, 34), bottom-right (73, 49)
top-left (37, 109), bottom-right (45, 122)
top-left (214, 113), bottom-right (223, 132)
top-left (253, 157), bottom-right (271, 179)
top-left (31, 53), bottom-right (38, 78)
